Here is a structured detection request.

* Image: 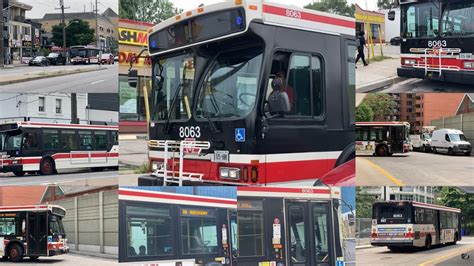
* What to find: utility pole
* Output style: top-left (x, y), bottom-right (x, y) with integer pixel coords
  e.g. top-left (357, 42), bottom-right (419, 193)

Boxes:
top-left (94, 0), bottom-right (99, 48)
top-left (71, 93), bottom-right (79, 124)
top-left (55, 0), bottom-right (69, 55)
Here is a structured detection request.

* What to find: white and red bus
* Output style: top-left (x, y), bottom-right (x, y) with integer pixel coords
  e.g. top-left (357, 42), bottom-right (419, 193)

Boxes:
top-left (356, 122), bottom-right (411, 156)
top-left (0, 205), bottom-right (69, 262)
top-left (235, 187), bottom-right (349, 266)
top-left (128, 0), bottom-right (356, 186)
top-left (118, 187), bottom-right (237, 264)
top-left (69, 46), bottom-right (101, 64)
top-left (0, 122), bottom-right (119, 176)
top-left (389, 0), bottom-right (474, 84)
top-left (371, 201), bottom-right (461, 251)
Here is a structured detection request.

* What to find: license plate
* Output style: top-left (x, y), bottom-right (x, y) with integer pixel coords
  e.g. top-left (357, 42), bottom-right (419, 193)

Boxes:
top-left (214, 150), bottom-right (229, 163)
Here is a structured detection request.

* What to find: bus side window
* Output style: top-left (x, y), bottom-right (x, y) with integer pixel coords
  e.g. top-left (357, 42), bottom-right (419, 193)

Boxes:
top-left (60, 130), bottom-right (78, 150)
top-left (94, 131), bottom-right (108, 150)
top-left (0, 217), bottom-right (16, 235)
top-left (23, 132), bottom-right (39, 150)
top-left (79, 131), bottom-right (93, 151)
top-left (288, 54), bottom-right (311, 116)
top-left (43, 129), bottom-right (60, 150)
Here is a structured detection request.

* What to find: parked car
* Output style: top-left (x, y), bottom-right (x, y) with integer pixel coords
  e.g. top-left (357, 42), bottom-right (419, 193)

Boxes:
top-left (390, 36), bottom-right (402, 45)
top-left (29, 56), bottom-right (49, 66)
top-left (46, 52), bottom-right (66, 65)
top-left (100, 53), bottom-right (114, 64)
top-left (114, 55), bottom-right (118, 62)
top-left (431, 128), bottom-right (472, 156)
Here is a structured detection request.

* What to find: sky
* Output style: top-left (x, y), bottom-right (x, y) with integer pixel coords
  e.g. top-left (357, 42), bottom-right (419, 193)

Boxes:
top-left (172, 0), bottom-right (378, 12)
top-left (18, 0), bottom-right (118, 19)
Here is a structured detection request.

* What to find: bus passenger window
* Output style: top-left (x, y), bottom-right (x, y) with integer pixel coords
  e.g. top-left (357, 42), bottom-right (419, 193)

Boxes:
top-left (78, 131), bottom-right (93, 150)
top-left (43, 129), bottom-right (60, 150)
top-left (23, 132), bottom-right (38, 150)
top-left (60, 130), bottom-right (77, 150)
top-left (94, 131), bottom-right (108, 150)
top-left (0, 217), bottom-right (16, 235)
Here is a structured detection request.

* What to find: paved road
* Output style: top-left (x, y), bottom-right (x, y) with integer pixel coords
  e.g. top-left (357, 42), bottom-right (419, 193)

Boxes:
top-left (0, 169), bottom-right (118, 186)
top-left (0, 64), bottom-right (102, 76)
top-left (0, 64), bottom-right (117, 93)
top-left (0, 253), bottom-right (117, 265)
top-left (119, 137), bottom-right (148, 168)
top-left (357, 237), bottom-right (474, 266)
top-left (356, 152), bottom-right (474, 186)
top-left (375, 78), bottom-right (474, 93)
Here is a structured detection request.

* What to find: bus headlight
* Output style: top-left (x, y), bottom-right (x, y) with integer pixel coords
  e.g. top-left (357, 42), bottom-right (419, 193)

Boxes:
top-left (151, 161), bottom-right (162, 171)
top-left (219, 167), bottom-right (240, 180)
top-left (464, 61), bottom-right (474, 69)
top-left (404, 59), bottom-right (416, 66)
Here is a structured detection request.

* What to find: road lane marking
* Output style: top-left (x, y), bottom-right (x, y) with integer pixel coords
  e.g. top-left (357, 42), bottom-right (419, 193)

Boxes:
top-left (418, 245), bottom-right (474, 266)
top-left (359, 158), bottom-right (404, 186)
top-left (90, 79), bottom-right (105, 85)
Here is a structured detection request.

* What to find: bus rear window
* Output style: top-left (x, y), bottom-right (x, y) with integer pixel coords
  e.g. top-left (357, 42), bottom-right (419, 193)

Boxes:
top-left (373, 204), bottom-right (411, 224)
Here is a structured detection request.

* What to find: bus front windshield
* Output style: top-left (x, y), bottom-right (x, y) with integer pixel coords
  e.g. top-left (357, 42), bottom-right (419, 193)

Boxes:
top-left (441, 2), bottom-right (474, 37)
top-left (196, 47), bottom-right (263, 119)
top-left (402, 2), bottom-right (440, 38)
top-left (151, 53), bottom-right (195, 121)
top-left (2, 132), bottom-right (22, 151)
top-left (49, 215), bottom-right (65, 235)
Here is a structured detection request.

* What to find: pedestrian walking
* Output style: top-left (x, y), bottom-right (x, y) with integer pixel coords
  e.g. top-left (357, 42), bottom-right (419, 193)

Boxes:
top-left (356, 31), bottom-right (368, 67)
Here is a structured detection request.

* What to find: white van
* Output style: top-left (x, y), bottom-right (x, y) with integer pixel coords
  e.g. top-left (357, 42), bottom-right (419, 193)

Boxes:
top-left (431, 129), bottom-right (472, 156)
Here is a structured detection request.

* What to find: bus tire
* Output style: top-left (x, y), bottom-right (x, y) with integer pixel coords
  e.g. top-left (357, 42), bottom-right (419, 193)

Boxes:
top-left (335, 143), bottom-right (355, 167)
top-left (425, 234), bottom-right (432, 250)
top-left (8, 243), bottom-right (23, 262)
top-left (464, 152), bottom-right (470, 156)
top-left (13, 171), bottom-right (25, 177)
top-left (453, 233), bottom-right (458, 245)
top-left (376, 145), bottom-right (387, 156)
top-left (39, 157), bottom-right (55, 175)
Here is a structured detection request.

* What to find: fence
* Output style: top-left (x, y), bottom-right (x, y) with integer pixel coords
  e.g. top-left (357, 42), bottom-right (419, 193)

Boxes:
top-left (356, 218), bottom-right (372, 247)
top-left (431, 112), bottom-right (474, 143)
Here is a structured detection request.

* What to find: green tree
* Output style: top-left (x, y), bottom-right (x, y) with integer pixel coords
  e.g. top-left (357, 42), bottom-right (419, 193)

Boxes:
top-left (356, 103), bottom-right (374, 122)
top-left (377, 0), bottom-right (399, 9)
top-left (51, 19), bottom-right (95, 47)
top-left (361, 93), bottom-right (396, 121)
top-left (356, 187), bottom-right (379, 218)
top-left (305, 0), bottom-right (355, 18)
top-left (119, 0), bottom-right (182, 24)
top-left (438, 187), bottom-right (474, 234)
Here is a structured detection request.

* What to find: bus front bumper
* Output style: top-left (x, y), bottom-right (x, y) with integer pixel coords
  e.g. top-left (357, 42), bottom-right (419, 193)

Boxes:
top-left (397, 67), bottom-right (474, 85)
top-left (0, 164), bottom-right (23, 173)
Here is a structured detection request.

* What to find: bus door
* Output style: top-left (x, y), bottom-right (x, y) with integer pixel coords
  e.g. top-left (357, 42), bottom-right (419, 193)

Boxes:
top-left (389, 126), bottom-right (404, 153)
top-left (228, 210), bottom-right (237, 266)
top-left (27, 211), bottom-right (48, 256)
top-left (21, 129), bottom-right (42, 171)
top-left (286, 201), bottom-right (332, 266)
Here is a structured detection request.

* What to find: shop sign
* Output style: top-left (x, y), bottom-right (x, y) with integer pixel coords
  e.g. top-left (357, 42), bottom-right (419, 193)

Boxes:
top-left (119, 27), bottom-right (148, 46)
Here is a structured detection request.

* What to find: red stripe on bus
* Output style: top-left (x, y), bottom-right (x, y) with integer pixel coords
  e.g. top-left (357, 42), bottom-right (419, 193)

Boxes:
top-left (119, 189), bottom-right (237, 205)
top-left (0, 205), bottom-right (48, 210)
top-left (238, 187), bottom-right (330, 194)
top-left (262, 4), bottom-right (355, 29)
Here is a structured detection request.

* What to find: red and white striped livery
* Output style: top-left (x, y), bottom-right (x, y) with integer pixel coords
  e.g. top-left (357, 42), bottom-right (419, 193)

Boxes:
top-left (0, 121), bottom-right (119, 176)
top-left (371, 201), bottom-right (461, 251)
top-left (0, 204), bottom-right (69, 262)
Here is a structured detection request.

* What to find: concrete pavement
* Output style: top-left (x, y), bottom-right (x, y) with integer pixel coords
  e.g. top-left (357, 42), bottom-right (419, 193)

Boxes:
top-left (119, 137), bottom-right (148, 168)
top-left (356, 152), bottom-right (474, 186)
top-left (356, 236), bottom-right (474, 266)
top-left (0, 253), bottom-right (118, 265)
top-left (0, 170), bottom-right (118, 186)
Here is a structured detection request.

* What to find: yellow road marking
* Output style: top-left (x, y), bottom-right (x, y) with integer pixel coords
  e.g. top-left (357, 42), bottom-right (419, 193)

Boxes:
top-left (419, 245), bottom-right (474, 266)
top-left (359, 158), bottom-right (404, 186)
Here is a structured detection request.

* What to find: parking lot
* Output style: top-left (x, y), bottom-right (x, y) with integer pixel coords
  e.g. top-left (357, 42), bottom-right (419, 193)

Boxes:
top-left (357, 151), bottom-right (474, 186)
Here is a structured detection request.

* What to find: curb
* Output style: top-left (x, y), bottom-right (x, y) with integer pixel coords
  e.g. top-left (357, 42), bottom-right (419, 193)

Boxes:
top-left (0, 67), bottom-right (106, 86)
top-left (119, 134), bottom-right (148, 141)
top-left (68, 250), bottom-right (118, 260)
top-left (356, 245), bottom-right (374, 250)
top-left (356, 76), bottom-right (406, 93)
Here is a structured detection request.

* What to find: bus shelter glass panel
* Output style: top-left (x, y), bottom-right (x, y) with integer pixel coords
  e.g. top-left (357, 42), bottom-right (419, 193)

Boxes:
top-left (126, 205), bottom-right (174, 257)
top-left (237, 200), bottom-right (264, 257)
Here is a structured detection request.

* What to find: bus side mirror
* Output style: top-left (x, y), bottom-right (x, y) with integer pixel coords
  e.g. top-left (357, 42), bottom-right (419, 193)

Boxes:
top-left (128, 70), bottom-right (138, 88)
top-left (388, 11), bottom-right (395, 21)
top-left (348, 213), bottom-right (355, 226)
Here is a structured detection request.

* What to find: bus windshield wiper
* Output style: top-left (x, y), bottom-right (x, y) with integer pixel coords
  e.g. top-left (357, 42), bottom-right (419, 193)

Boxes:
top-left (164, 63), bottom-right (187, 134)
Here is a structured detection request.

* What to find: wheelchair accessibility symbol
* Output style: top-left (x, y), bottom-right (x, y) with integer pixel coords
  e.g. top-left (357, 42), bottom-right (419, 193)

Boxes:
top-left (235, 128), bottom-right (245, 142)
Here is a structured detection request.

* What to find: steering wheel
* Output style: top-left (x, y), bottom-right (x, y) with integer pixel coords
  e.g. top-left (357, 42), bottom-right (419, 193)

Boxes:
top-left (211, 89), bottom-right (237, 109)
top-left (239, 93), bottom-right (256, 107)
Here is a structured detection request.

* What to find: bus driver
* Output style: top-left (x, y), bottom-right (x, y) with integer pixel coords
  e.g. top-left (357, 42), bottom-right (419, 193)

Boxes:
top-left (268, 74), bottom-right (290, 115)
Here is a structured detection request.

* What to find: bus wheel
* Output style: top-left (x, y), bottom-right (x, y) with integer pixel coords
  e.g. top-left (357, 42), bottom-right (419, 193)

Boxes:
top-left (425, 235), bottom-right (432, 250)
top-left (39, 158), bottom-right (55, 175)
top-left (453, 233), bottom-right (458, 245)
top-left (376, 146), bottom-right (387, 156)
top-left (464, 152), bottom-right (470, 156)
top-left (29, 255), bottom-right (39, 261)
top-left (13, 171), bottom-right (25, 177)
top-left (8, 243), bottom-right (23, 262)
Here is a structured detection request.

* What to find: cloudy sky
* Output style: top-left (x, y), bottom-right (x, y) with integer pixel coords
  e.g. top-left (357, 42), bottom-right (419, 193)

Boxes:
top-left (19, 0), bottom-right (118, 19)
top-left (172, 0), bottom-right (378, 12)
